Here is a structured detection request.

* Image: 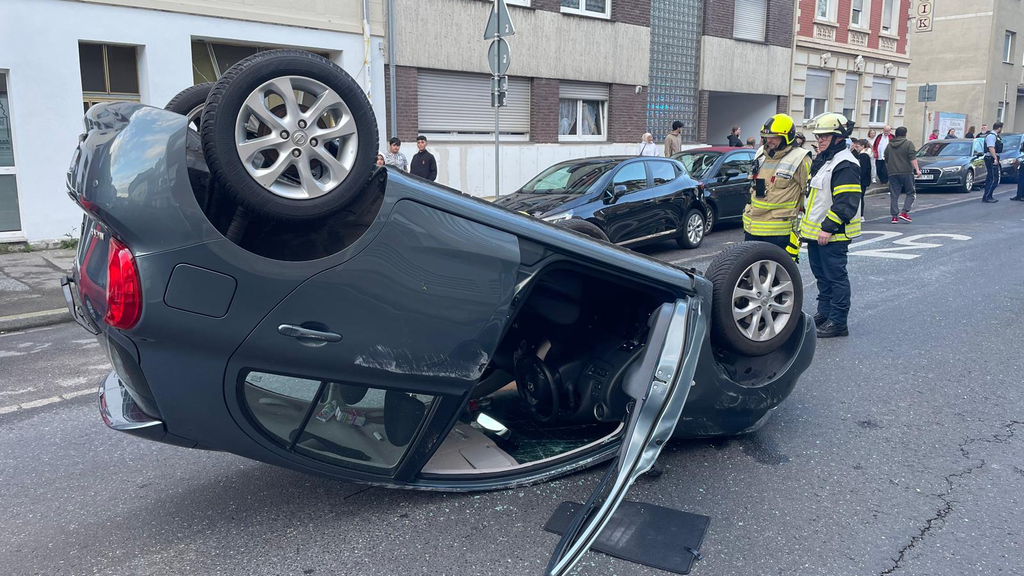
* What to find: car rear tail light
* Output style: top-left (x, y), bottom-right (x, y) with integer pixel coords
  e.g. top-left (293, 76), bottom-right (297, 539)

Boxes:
top-left (105, 237), bottom-right (142, 329)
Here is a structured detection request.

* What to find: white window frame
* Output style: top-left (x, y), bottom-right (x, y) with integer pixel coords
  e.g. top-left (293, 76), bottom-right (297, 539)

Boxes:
top-left (560, 0), bottom-right (611, 20)
top-left (870, 78), bottom-right (892, 125)
top-left (804, 69), bottom-right (831, 121)
top-left (850, 0), bottom-right (870, 30)
top-left (816, 0), bottom-right (838, 23)
top-left (558, 98), bottom-right (608, 142)
top-left (881, 0), bottom-right (895, 34)
top-left (1004, 31), bottom-right (1016, 64)
top-left (997, 101), bottom-right (1006, 123)
top-left (842, 73), bottom-right (860, 119)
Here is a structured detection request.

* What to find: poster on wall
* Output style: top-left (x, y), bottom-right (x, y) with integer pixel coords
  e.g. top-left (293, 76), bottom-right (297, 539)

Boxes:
top-left (935, 112), bottom-right (967, 139)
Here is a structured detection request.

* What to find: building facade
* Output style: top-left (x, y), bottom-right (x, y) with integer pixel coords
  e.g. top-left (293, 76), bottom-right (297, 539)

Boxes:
top-left (698, 0), bottom-right (795, 146)
top-left (905, 0), bottom-right (1024, 141)
top-left (385, 0), bottom-right (650, 197)
top-left (0, 0), bottom-right (386, 242)
top-left (790, 0), bottom-right (912, 139)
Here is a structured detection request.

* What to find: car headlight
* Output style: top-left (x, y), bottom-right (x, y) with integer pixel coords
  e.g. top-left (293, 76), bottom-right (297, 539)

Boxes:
top-left (1000, 158), bottom-right (1018, 166)
top-left (940, 166), bottom-right (963, 174)
top-left (542, 210), bottom-right (574, 223)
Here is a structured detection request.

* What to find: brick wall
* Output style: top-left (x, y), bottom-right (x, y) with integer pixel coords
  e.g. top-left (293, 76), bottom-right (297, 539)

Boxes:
top-left (531, 77), bottom-right (560, 143)
top-left (384, 65), bottom-right (419, 141)
top-left (703, 0), bottom-right (735, 39)
top-left (896, 0), bottom-right (909, 54)
top-left (608, 84), bottom-right (646, 143)
top-left (796, 0), bottom-right (814, 38)
top-left (777, 95), bottom-right (789, 114)
top-left (611, 1), bottom-right (651, 27)
top-left (697, 90), bottom-right (710, 143)
top-left (766, 0), bottom-right (794, 48)
top-left (532, 0), bottom-right (560, 12)
top-left (835, 0), bottom-right (851, 44)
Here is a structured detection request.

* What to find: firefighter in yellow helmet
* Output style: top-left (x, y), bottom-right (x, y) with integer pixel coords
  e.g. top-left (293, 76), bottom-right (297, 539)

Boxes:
top-left (743, 114), bottom-right (810, 262)
top-left (799, 112), bottom-right (863, 339)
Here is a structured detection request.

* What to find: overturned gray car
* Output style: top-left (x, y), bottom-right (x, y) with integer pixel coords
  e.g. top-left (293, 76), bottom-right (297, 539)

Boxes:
top-left (63, 51), bottom-right (815, 575)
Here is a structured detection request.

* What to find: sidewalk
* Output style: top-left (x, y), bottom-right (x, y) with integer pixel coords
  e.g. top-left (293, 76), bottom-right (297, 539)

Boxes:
top-left (0, 248), bottom-right (75, 333)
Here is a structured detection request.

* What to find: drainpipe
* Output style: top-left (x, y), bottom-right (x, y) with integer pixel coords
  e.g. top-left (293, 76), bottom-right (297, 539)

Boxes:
top-left (386, 0), bottom-right (397, 138)
top-left (362, 0), bottom-right (372, 101)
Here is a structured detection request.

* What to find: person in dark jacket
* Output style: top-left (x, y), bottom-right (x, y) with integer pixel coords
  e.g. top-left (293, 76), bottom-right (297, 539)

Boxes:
top-left (944, 128), bottom-right (957, 139)
top-left (884, 127), bottom-right (922, 223)
top-left (727, 126), bottom-right (743, 147)
top-left (965, 126), bottom-right (976, 139)
top-left (410, 135), bottom-right (438, 181)
top-left (853, 139), bottom-right (873, 192)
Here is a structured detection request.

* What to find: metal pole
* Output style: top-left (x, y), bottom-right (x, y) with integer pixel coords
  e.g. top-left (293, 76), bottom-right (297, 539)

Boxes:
top-left (493, 0), bottom-right (500, 197)
top-left (387, 0), bottom-right (397, 138)
top-left (922, 95), bottom-right (928, 145)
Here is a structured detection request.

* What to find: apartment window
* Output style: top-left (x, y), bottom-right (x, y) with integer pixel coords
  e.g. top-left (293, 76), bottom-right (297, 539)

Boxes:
top-left (734, 0), bottom-right (767, 42)
top-left (851, 0), bottom-right (866, 28)
top-left (870, 78), bottom-right (892, 124)
top-left (559, 82), bottom-right (608, 141)
top-left (191, 40), bottom-right (330, 85)
top-left (882, 0), bottom-right (894, 33)
top-left (417, 70), bottom-right (531, 138)
top-left (560, 0), bottom-right (610, 19)
top-left (1004, 31), bottom-right (1016, 63)
top-left (804, 70), bottom-right (831, 121)
top-left (816, 0), bottom-right (829, 19)
top-left (997, 101), bottom-right (1006, 123)
top-left (842, 73), bottom-right (860, 119)
top-left (79, 43), bottom-right (140, 112)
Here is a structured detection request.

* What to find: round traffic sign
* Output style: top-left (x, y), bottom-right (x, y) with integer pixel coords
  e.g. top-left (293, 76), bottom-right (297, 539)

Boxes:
top-left (488, 38), bottom-right (511, 76)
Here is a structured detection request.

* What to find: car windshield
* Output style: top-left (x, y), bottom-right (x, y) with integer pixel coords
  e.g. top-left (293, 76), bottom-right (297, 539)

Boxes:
top-left (674, 151), bottom-right (722, 179)
top-left (916, 142), bottom-right (972, 157)
top-left (519, 161), bottom-right (618, 194)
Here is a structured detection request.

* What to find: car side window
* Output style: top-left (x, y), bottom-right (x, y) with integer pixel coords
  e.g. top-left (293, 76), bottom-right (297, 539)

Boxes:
top-left (719, 153), bottom-right (754, 179)
top-left (612, 162), bottom-right (648, 194)
top-left (648, 161), bottom-right (677, 186)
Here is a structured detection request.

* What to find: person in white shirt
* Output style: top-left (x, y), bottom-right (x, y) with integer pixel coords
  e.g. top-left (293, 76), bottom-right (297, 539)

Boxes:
top-left (637, 133), bottom-right (660, 156)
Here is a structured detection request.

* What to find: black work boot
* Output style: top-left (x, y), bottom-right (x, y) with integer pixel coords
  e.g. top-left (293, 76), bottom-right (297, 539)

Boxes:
top-left (813, 313), bottom-right (828, 328)
top-left (817, 320), bottom-right (849, 338)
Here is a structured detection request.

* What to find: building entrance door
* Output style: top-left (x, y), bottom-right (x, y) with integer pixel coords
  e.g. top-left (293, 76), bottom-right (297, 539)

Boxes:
top-left (0, 71), bottom-right (23, 237)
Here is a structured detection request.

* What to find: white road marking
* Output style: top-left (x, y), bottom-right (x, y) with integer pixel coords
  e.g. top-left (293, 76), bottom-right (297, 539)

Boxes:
top-left (0, 387), bottom-right (35, 397)
top-left (850, 233), bottom-right (972, 260)
top-left (0, 388), bottom-right (96, 416)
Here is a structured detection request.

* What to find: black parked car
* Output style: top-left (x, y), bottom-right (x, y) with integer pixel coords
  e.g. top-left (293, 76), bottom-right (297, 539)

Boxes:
top-left (63, 51), bottom-right (815, 576)
top-left (673, 146), bottom-right (756, 234)
top-left (914, 139), bottom-right (988, 192)
top-left (998, 133), bottom-right (1023, 182)
top-left (493, 156), bottom-right (708, 250)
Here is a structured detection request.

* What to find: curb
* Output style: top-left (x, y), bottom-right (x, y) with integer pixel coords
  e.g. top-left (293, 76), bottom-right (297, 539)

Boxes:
top-left (0, 308), bottom-right (72, 334)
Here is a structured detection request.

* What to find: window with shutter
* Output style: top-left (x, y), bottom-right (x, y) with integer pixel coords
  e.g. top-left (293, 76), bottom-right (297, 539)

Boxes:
top-left (417, 70), bottom-right (531, 138)
top-left (842, 74), bottom-right (859, 119)
top-left (733, 0), bottom-right (767, 42)
top-left (870, 78), bottom-right (891, 124)
top-left (559, 82), bottom-right (609, 141)
top-left (804, 70), bottom-right (831, 121)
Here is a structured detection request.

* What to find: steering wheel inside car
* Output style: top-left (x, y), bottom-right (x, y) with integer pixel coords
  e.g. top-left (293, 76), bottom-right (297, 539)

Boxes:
top-left (515, 355), bottom-right (561, 423)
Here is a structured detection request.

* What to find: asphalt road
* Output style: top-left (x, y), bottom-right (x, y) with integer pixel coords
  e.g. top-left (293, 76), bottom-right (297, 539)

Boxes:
top-left (2, 185), bottom-right (1023, 576)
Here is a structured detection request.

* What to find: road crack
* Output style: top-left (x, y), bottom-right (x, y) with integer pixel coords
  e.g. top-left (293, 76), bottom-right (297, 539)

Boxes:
top-left (879, 421), bottom-right (1024, 575)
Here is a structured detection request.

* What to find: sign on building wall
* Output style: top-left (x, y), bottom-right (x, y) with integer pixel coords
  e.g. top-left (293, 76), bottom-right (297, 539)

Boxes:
top-left (935, 112), bottom-right (967, 138)
top-left (915, 0), bottom-right (934, 32)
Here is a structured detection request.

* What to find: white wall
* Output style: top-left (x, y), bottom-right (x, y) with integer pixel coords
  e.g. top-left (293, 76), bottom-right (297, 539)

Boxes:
top-left (706, 93), bottom-right (778, 147)
top-left (0, 0), bottom-right (385, 242)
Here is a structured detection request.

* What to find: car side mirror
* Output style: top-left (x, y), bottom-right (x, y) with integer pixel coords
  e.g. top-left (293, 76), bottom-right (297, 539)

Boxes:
top-left (605, 184), bottom-right (628, 203)
top-left (724, 168), bottom-right (742, 179)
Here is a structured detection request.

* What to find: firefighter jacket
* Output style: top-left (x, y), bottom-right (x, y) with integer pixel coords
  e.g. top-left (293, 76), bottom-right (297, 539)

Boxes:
top-left (799, 148), bottom-right (863, 242)
top-left (742, 144), bottom-right (811, 237)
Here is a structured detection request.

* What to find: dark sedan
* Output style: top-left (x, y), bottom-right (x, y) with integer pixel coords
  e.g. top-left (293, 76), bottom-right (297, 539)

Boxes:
top-left (494, 156), bottom-right (708, 249)
top-left (914, 139), bottom-right (988, 192)
top-left (673, 146), bottom-right (756, 234)
top-left (998, 133), bottom-right (1023, 182)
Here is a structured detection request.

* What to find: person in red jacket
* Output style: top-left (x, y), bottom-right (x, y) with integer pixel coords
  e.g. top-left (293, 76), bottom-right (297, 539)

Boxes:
top-left (872, 125), bottom-right (893, 184)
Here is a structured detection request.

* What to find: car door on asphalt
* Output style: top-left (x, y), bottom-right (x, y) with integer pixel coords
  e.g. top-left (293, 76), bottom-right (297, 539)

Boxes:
top-left (712, 151), bottom-right (755, 220)
top-left (595, 161), bottom-right (661, 243)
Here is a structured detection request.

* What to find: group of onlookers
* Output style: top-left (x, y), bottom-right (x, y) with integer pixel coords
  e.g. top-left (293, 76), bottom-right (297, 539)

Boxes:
top-left (376, 135), bottom-right (438, 181)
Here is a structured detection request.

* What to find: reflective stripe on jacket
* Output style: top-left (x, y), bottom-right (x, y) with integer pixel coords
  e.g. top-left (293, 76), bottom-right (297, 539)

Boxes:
top-left (799, 149), bottom-right (863, 242)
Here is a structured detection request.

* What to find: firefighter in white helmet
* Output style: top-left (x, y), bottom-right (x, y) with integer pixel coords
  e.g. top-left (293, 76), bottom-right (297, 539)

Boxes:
top-left (799, 113), bottom-right (863, 339)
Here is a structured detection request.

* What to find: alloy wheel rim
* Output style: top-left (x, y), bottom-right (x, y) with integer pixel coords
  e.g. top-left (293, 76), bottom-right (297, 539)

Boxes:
top-left (687, 213), bottom-right (704, 244)
top-left (731, 259), bottom-right (795, 342)
top-left (234, 75), bottom-right (359, 201)
top-left (965, 172), bottom-right (973, 190)
top-left (186, 104), bottom-right (204, 132)
top-left (705, 208), bottom-right (714, 234)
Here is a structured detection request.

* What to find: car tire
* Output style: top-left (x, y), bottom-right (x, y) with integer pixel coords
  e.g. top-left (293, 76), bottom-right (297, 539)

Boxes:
top-left (704, 241), bottom-right (803, 357)
top-left (704, 204), bottom-right (716, 235)
top-left (556, 219), bottom-right (610, 242)
top-left (165, 83), bottom-right (213, 131)
top-left (675, 207), bottom-right (705, 249)
top-left (962, 170), bottom-right (974, 193)
top-left (200, 50), bottom-right (378, 222)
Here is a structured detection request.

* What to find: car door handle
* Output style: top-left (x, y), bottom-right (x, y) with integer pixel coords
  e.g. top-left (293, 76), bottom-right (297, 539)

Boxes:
top-left (277, 324), bottom-right (343, 343)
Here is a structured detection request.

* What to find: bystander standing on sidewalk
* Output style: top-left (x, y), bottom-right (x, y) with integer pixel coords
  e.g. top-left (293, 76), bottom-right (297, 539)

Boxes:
top-left (852, 139), bottom-right (873, 193)
top-left (944, 128), bottom-right (957, 139)
top-left (410, 135), bottom-right (438, 181)
top-left (727, 126), bottom-right (743, 147)
top-left (965, 126), bottom-right (977, 139)
top-left (637, 133), bottom-right (660, 156)
top-left (867, 129), bottom-right (878, 182)
top-left (928, 129), bottom-right (939, 141)
top-left (383, 137), bottom-right (408, 171)
top-left (884, 127), bottom-right (922, 223)
top-left (872, 125), bottom-right (893, 184)
top-left (982, 122), bottom-right (1004, 203)
top-left (664, 121), bottom-right (683, 157)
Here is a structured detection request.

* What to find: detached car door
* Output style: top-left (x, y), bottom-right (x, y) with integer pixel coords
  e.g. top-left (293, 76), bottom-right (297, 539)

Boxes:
top-left (545, 296), bottom-right (707, 576)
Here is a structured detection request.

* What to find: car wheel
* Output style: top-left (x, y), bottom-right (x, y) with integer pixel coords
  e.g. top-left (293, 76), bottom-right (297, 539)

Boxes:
top-left (963, 170), bottom-right (974, 193)
top-left (704, 205), bottom-right (716, 235)
top-left (200, 50), bottom-right (378, 222)
top-left (165, 83), bottom-right (214, 131)
top-left (675, 208), bottom-right (705, 249)
top-left (555, 219), bottom-right (610, 242)
top-left (704, 242), bottom-right (803, 356)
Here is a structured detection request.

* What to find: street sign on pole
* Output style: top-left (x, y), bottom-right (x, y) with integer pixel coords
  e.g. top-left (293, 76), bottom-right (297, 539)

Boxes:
top-left (487, 38), bottom-right (511, 76)
top-left (918, 84), bottom-right (937, 102)
top-left (484, 0), bottom-right (516, 39)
